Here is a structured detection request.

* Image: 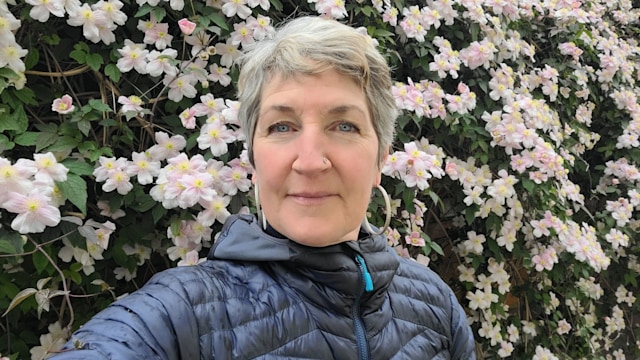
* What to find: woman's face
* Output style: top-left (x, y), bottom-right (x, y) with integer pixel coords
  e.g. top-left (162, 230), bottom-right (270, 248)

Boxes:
top-left (252, 69), bottom-right (386, 247)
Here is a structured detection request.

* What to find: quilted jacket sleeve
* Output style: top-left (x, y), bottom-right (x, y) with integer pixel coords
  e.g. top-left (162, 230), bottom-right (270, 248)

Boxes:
top-left (49, 269), bottom-right (202, 360)
top-left (449, 290), bottom-right (477, 359)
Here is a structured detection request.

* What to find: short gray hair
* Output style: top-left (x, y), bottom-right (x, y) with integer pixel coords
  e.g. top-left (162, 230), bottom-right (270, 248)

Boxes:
top-left (235, 16), bottom-right (398, 165)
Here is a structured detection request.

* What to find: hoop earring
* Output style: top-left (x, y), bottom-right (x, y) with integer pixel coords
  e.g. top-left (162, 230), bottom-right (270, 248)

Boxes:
top-left (254, 184), bottom-right (267, 230)
top-left (363, 184), bottom-right (391, 236)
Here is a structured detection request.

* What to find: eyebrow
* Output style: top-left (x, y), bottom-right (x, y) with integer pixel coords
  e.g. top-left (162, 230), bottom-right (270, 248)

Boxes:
top-left (326, 104), bottom-right (367, 116)
top-left (261, 104), bottom-right (367, 117)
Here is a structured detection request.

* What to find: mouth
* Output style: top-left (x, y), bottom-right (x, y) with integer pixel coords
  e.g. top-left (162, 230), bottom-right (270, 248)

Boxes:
top-left (287, 192), bottom-right (336, 204)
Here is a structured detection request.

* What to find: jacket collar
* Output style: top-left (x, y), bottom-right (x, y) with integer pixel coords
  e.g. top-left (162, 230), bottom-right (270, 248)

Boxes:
top-left (208, 214), bottom-right (399, 305)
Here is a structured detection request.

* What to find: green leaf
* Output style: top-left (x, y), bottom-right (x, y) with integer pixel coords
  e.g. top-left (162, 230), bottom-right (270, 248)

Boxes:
top-left (0, 230), bottom-right (24, 254)
top-left (134, 4), bottom-right (153, 17)
top-left (152, 6), bottom-right (166, 21)
top-left (32, 250), bottom-right (50, 274)
top-left (13, 131), bottom-right (40, 146)
top-left (86, 53), bottom-right (104, 71)
top-left (105, 63), bottom-right (121, 82)
top-left (35, 122), bottom-right (58, 133)
top-left (0, 104), bottom-right (28, 133)
top-left (77, 120), bottom-right (91, 136)
top-left (0, 67), bottom-right (20, 82)
top-left (208, 12), bottom-right (229, 31)
top-left (42, 34), bottom-right (61, 45)
top-left (470, 23), bottom-right (480, 42)
top-left (69, 48), bottom-right (87, 64)
top-left (0, 78), bottom-right (9, 93)
top-left (152, 203), bottom-right (167, 224)
top-left (62, 159), bottom-right (95, 176)
top-left (0, 133), bottom-right (13, 153)
top-left (64, 268), bottom-right (83, 285)
top-left (373, 29), bottom-right (396, 38)
top-left (624, 272), bottom-right (638, 288)
top-left (487, 237), bottom-right (502, 259)
top-left (35, 132), bottom-right (59, 152)
top-left (46, 136), bottom-right (80, 153)
top-left (429, 241), bottom-right (444, 256)
top-left (13, 87), bottom-right (37, 106)
top-left (465, 206), bottom-right (476, 225)
top-left (2, 287), bottom-right (37, 316)
top-left (0, 240), bottom-right (16, 254)
top-left (270, 0), bottom-right (283, 11)
top-left (522, 178), bottom-right (535, 193)
top-left (132, 193), bottom-right (156, 212)
top-left (427, 190), bottom-right (444, 211)
top-left (88, 99), bottom-right (112, 112)
top-left (99, 118), bottom-right (119, 126)
top-left (24, 46), bottom-right (40, 70)
top-left (57, 174), bottom-right (87, 215)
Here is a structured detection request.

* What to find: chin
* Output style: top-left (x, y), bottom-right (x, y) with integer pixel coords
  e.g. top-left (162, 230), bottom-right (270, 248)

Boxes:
top-left (283, 226), bottom-right (357, 248)
top-left (271, 216), bottom-right (361, 247)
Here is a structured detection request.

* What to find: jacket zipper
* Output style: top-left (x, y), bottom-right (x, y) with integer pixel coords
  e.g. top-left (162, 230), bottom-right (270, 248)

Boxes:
top-left (353, 254), bottom-right (373, 360)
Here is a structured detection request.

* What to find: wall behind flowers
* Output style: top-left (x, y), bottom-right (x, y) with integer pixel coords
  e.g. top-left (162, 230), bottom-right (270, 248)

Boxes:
top-left (0, 0), bottom-right (639, 359)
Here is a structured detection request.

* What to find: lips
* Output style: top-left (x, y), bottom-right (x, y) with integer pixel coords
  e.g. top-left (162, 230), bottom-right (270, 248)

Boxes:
top-left (289, 191), bottom-right (334, 198)
top-left (287, 192), bottom-right (336, 205)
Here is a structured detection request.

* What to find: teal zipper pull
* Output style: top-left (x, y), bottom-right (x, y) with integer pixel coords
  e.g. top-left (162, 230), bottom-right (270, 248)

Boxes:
top-left (355, 254), bottom-right (374, 292)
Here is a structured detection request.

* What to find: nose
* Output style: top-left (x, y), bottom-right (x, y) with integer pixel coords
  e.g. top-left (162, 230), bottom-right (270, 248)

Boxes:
top-left (291, 126), bottom-right (330, 175)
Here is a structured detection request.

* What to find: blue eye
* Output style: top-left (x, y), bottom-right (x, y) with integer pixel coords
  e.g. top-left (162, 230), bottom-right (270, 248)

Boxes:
top-left (268, 123), bottom-right (291, 133)
top-left (337, 122), bottom-right (358, 132)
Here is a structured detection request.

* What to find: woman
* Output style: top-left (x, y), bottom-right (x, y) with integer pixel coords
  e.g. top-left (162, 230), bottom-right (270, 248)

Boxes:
top-left (51, 16), bottom-right (475, 359)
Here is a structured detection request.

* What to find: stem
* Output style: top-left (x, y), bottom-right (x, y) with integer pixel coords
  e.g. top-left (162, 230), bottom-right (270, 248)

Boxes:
top-left (28, 238), bottom-right (75, 331)
top-left (0, 230), bottom-right (74, 258)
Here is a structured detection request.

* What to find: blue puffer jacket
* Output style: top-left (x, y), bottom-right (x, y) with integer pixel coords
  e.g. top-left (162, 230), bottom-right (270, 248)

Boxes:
top-left (51, 214), bottom-right (476, 359)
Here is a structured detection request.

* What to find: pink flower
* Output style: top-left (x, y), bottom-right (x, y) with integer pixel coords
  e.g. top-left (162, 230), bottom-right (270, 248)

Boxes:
top-left (102, 169), bottom-right (133, 195)
top-left (116, 40), bottom-right (148, 73)
top-left (148, 132), bottom-right (186, 161)
top-left (142, 22), bottom-right (173, 50)
top-left (177, 249), bottom-right (205, 266)
top-left (51, 94), bottom-right (75, 114)
top-left (178, 18), bottom-right (196, 35)
top-left (219, 164), bottom-right (250, 196)
top-left (4, 190), bottom-right (61, 233)
top-left (97, 200), bottom-right (126, 219)
top-left (196, 120), bottom-right (237, 156)
top-left (176, 173), bottom-right (216, 208)
top-left (0, 158), bottom-right (36, 201)
top-left (221, 0), bottom-right (251, 19)
top-left (164, 73), bottom-right (197, 102)
top-left (127, 151), bottom-right (160, 185)
top-left (118, 95), bottom-right (145, 115)
top-left (230, 21), bottom-right (254, 46)
top-left (405, 231), bottom-right (426, 247)
top-left (32, 152), bottom-right (69, 184)
top-left (556, 319), bottom-right (572, 335)
top-left (27, 0), bottom-right (65, 22)
top-left (382, 7), bottom-right (398, 26)
top-left (192, 93), bottom-right (226, 118)
top-left (531, 246), bottom-right (558, 272)
top-left (246, 15), bottom-right (274, 41)
top-left (197, 194), bottom-right (231, 226)
top-left (179, 107), bottom-right (197, 129)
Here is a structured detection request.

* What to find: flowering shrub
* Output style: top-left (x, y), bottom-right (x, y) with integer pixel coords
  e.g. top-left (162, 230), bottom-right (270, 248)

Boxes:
top-left (1, 0), bottom-right (639, 359)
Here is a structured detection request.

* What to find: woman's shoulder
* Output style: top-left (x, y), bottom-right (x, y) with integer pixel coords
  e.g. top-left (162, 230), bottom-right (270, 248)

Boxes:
top-left (388, 255), bottom-right (473, 352)
top-left (143, 259), bottom-right (280, 303)
top-left (389, 256), bottom-right (457, 305)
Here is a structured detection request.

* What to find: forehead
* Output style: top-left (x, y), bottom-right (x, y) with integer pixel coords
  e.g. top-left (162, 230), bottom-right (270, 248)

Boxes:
top-left (258, 71), bottom-right (370, 120)
top-left (261, 70), bottom-right (364, 100)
